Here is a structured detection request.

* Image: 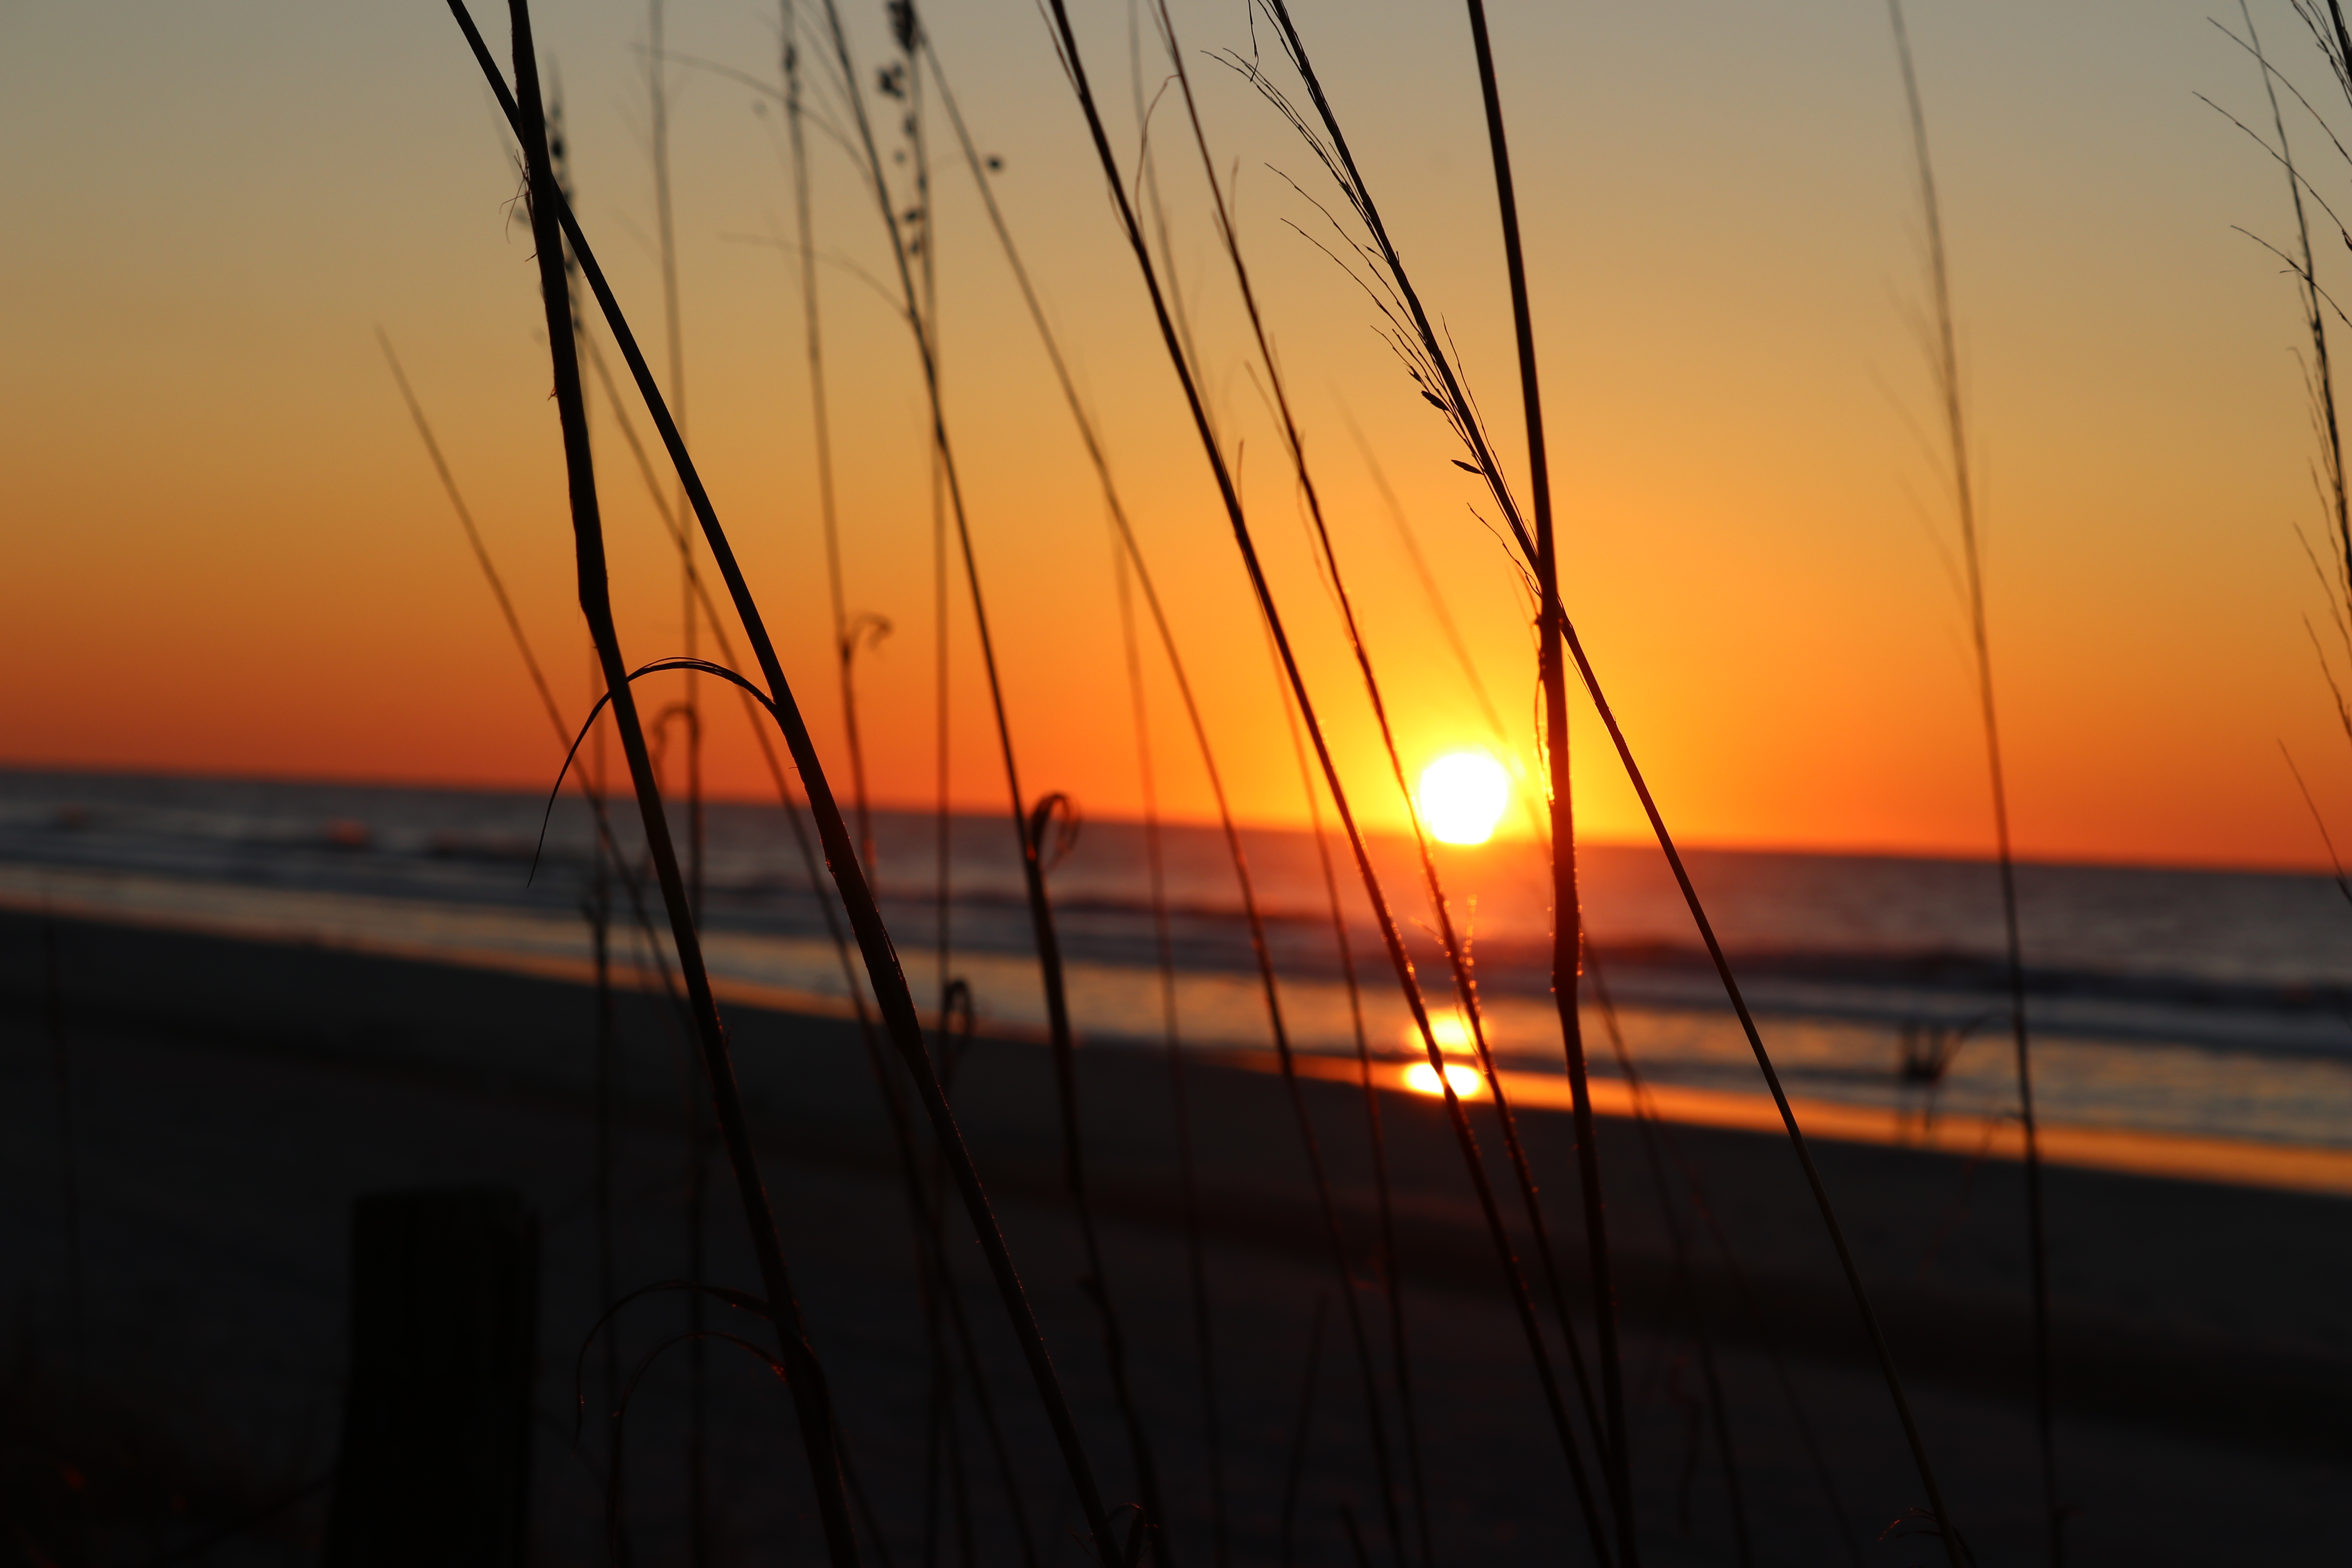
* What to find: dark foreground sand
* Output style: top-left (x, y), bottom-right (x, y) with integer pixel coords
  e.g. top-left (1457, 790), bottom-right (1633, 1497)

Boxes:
top-left (1, 911), bottom-right (2346, 1566)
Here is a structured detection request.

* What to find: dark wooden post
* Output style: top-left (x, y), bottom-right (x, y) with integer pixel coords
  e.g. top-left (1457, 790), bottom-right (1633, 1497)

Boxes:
top-left (321, 1187), bottom-right (537, 1568)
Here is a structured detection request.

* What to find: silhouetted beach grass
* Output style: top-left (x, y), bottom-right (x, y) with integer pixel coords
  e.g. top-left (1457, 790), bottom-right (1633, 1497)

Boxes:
top-left (20, 2), bottom-right (2352, 1564)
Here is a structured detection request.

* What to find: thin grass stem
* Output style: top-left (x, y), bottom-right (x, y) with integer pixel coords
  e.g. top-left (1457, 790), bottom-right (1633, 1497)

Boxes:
top-left (802, 0), bottom-right (1170, 1544)
top-left (1225, 1), bottom-right (1956, 1547)
top-left (1454, 13), bottom-right (1636, 1552)
top-left (936, 18), bottom-right (1410, 1540)
top-left (1110, 519), bottom-right (1230, 1567)
top-left (645, 18), bottom-right (713, 1535)
top-left (2281, 742), bottom-right (2352, 905)
top-left (1267, 610), bottom-right (1432, 1568)
top-left (780, 0), bottom-right (882, 879)
top-left (443, 3), bottom-right (1120, 1552)
top-left (1886, 4), bottom-right (2055, 1556)
top-left (1156, 0), bottom-right (1614, 1543)
top-left (1035, 7), bottom-right (1612, 1559)
top-left (1558, 619), bottom-right (1960, 1560)
top-left (505, 3), bottom-right (859, 1558)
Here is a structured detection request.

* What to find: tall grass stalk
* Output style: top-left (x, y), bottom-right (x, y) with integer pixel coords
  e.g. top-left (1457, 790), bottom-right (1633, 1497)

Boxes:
top-left (897, 0), bottom-right (937, 933)
top-left (2290, 0), bottom-right (2352, 587)
top-left (566, 89), bottom-right (1040, 1559)
top-left (1158, 0), bottom-right (1621, 1536)
top-left (1263, 632), bottom-right (1428, 1568)
top-left (2282, 742), bottom-right (2352, 903)
top-left (445, 3), bottom-right (1122, 1554)
top-left (405, 332), bottom-right (912, 1555)
top-left (643, 8), bottom-right (714, 1542)
top-left (951, 0), bottom-right (1465, 1542)
top-left (867, 19), bottom-right (968, 1552)
top-left (780, 0), bottom-right (883, 878)
top-left (2232, 9), bottom-right (2352, 900)
top-left (645, 0), bottom-right (703, 915)
top-left (1109, 524), bottom-right (1230, 1565)
top-left (1450, 11), bottom-right (1637, 1553)
top-left (804, 0), bottom-right (1173, 1546)
top-left (589, 313), bottom-right (911, 1094)
top-left (1341, 411), bottom-right (1541, 1568)
top-left (1884, 3), bottom-right (2056, 1557)
top-left (569, 136), bottom-right (1040, 1561)
top-left (936, 18), bottom-right (1449, 1542)
top-left (1181, 0), bottom-right (1638, 1530)
top-left (552, 127), bottom-right (638, 1425)
top-left (503, 2), bottom-right (860, 1558)
top-left (555, 91), bottom-right (630, 1436)
top-left (1036, 7), bottom-right (1614, 1560)
top-left (1148, 6), bottom-right (1496, 1552)
top-left (1557, 623), bottom-right (1962, 1561)
top-left (1090, 410), bottom-right (1418, 1564)
top-left (392, 312), bottom-right (706, 948)
top-left (381, 326), bottom-right (716, 1486)
top-left (1227, 1), bottom-right (1960, 1550)
top-left (927, 19), bottom-right (1426, 1545)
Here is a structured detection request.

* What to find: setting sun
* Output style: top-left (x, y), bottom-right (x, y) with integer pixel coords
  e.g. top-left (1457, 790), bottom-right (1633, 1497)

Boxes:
top-left (1417, 752), bottom-right (1511, 845)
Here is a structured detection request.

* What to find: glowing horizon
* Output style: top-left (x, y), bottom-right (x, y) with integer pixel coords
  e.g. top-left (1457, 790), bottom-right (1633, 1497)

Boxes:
top-left (3, 3), bottom-right (2347, 878)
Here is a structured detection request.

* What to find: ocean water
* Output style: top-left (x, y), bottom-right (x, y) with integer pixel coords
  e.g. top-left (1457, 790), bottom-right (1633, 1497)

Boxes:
top-left (3, 767), bottom-right (2350, 1151)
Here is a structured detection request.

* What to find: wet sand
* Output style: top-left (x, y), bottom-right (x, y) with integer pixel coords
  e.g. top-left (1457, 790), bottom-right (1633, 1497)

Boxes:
top-left (2, 911), bottom-right (2345, 1564)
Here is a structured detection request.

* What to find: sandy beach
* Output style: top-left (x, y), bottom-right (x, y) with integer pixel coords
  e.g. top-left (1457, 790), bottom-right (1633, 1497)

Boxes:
top-left (2, 909), bottom-right (2346, 1565)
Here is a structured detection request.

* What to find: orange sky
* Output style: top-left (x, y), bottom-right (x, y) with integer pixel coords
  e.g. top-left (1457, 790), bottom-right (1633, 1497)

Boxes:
top-left (1, 0), bottom-right (2345, 871)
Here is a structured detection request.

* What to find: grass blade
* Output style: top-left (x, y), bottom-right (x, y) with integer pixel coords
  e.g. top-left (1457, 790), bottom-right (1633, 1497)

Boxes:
top-left (1232, 0), bottom-right (1962, 1547)
top-left (803, 0), bottom-right (1169, 1544)
top-left (1454, 2), bottom-right (1635, 1555)
top-left (1034, 7), bottom-right (1613, 1559)
top-left (1886, 2), bottom-right (2055, 1555)
top-left (502, 1), bottom-right (860, 1558)
top-left (440, 2), bottom-right (1121, 1551)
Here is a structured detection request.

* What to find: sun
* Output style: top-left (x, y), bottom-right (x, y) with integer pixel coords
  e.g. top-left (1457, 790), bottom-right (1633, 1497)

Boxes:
top-left (1417, 751), bottom-right (1510, 846)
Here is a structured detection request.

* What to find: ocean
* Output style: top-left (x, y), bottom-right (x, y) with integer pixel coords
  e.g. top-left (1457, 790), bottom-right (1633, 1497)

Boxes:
top-left (3, 766), bottom-right (2349, 1152)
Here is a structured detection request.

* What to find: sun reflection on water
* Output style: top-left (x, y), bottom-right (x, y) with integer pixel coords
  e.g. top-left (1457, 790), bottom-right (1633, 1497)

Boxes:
top-left (1403, 1060), bottom-right (1486, 1098)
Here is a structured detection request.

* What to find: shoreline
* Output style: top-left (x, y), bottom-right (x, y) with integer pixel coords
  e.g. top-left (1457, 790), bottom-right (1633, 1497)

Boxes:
top-left (8, 875), bottom-right (2349, 1199)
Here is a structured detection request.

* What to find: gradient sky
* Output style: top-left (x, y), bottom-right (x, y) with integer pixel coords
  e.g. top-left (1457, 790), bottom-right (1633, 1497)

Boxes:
top-left (2, 0), bottom-right (2345, 870)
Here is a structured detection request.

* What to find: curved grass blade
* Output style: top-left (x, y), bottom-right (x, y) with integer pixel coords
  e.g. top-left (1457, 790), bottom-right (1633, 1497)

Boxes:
top-left (1033, 5), bottom-right (1611, 1559)
top-left (1150, 7), bottom-right (1616, 1550)
top-left (502, 4), bottom-right (858, 1556)
top-left (439, 4), bottom-right (1117, 1551)
top-left (1230, 0), bottom-right (1963, 1547)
